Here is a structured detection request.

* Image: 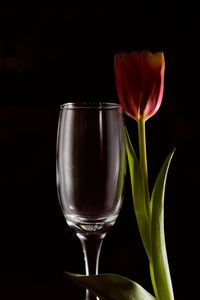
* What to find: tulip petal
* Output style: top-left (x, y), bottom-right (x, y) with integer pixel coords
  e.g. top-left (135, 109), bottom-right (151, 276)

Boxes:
top-left (114, 52), bottom-right (142, 120)
top-left (140, 51), bottom-right (165, 120)
top-left (142, 51), bottom-right (164, 69)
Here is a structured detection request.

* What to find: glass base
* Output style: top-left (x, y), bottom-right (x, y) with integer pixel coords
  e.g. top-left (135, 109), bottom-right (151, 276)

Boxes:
top-left (66, 214), bottom-right (118, 234)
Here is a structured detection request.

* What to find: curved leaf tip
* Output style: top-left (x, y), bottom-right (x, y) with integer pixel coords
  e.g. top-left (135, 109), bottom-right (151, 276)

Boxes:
top-left (65, 272), bottom-right (156, 300)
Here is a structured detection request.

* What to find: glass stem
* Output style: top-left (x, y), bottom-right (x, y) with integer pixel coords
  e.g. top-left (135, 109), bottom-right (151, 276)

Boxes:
top-left (138, 119), bottom-right (150, 219)
top-left (76, 232), bottom-right (106, 300)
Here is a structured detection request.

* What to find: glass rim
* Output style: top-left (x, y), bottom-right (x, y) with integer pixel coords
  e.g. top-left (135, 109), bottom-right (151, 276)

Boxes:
top-left (60, 102), bottom-right (122, 110)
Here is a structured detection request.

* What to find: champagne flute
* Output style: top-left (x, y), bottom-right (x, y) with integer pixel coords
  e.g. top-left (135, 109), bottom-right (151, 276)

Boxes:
top-left (56, 102), bottom-right (126, 300)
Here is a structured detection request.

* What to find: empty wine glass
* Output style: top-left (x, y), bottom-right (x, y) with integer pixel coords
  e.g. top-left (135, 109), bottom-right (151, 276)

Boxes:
top-left (56, 102), bottom-right (126, 300)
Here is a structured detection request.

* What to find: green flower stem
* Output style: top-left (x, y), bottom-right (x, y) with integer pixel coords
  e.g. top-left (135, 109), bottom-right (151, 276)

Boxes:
top-left (127, 123), bottom-right (175, 300)
top-left (137, 119), bottom-right (150, 220)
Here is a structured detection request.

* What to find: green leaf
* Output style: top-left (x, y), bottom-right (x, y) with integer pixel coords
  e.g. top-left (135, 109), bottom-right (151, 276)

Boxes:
top-left (125, 128), bottom-right (151, 260)
top-left (65, 272), bottom-right (156, 300)
top-left (150, 149), bottom-right (175, 300)
top-left (150, 262), bottom-right (159, 300)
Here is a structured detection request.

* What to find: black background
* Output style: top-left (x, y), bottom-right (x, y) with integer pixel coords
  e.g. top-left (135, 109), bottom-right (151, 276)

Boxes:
top-left (0, 2), bottom-right (199, 299)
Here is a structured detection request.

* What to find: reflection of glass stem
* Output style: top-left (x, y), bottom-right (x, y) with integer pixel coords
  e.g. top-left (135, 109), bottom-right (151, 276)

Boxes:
top-left (137, 119), bottom-right (150, 219)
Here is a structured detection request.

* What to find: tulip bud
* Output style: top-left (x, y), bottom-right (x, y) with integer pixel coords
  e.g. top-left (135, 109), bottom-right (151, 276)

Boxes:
top-left (114, 50), bottom-right (165, 121)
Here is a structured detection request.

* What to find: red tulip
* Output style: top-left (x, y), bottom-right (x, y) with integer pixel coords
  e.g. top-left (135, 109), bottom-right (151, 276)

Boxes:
top-left (114, 50), bottom-right (165, 121)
